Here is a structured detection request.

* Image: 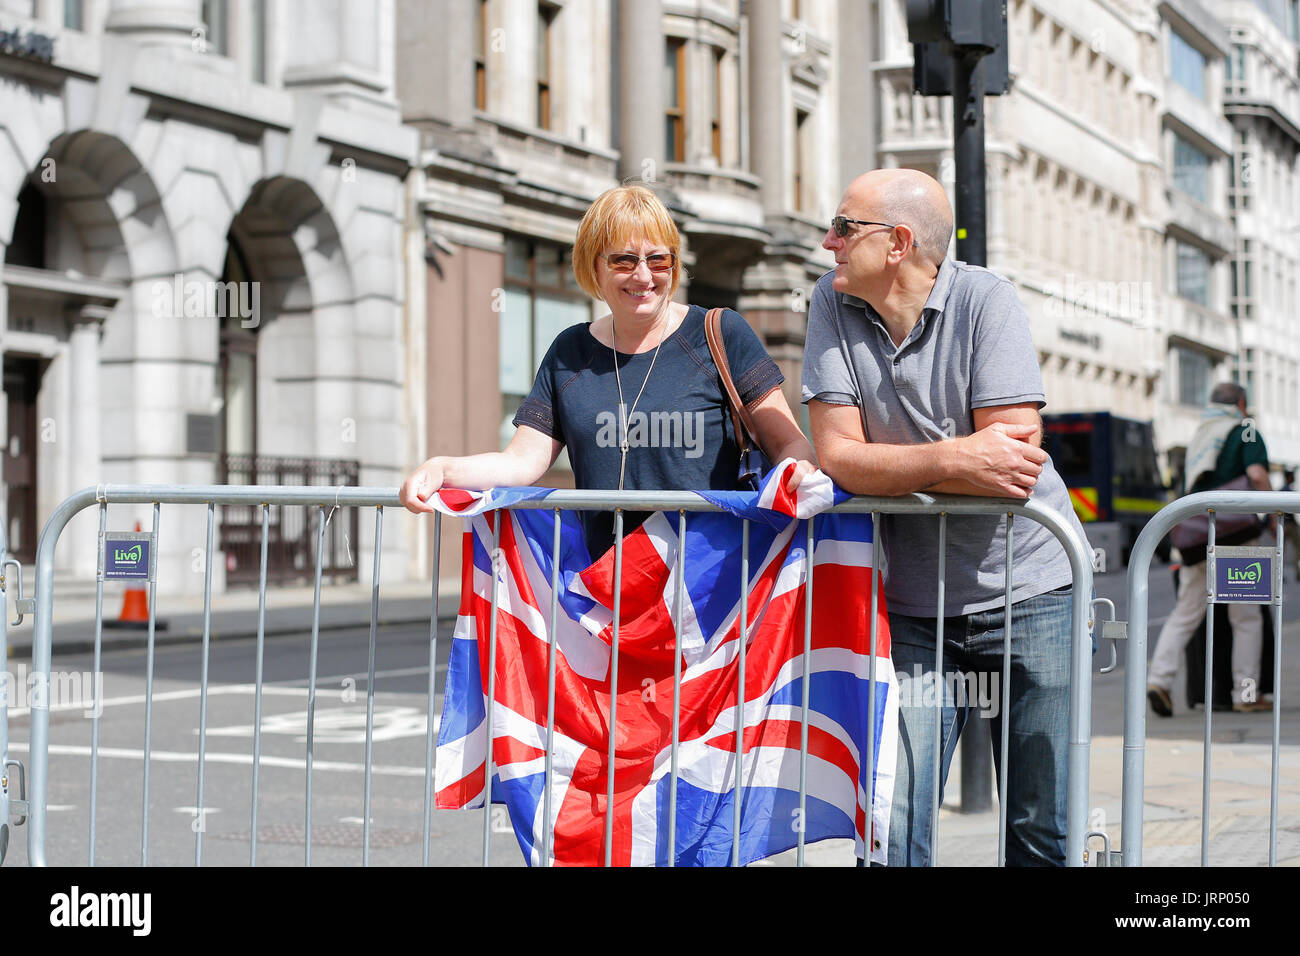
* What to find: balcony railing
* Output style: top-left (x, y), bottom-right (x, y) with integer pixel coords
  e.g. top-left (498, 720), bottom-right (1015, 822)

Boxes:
top-left (219, 455), bottom-right (360, 586)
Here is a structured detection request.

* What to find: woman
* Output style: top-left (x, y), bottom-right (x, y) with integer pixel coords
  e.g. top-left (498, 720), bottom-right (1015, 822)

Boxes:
top-left (399, 184), bottom-right (816, 552)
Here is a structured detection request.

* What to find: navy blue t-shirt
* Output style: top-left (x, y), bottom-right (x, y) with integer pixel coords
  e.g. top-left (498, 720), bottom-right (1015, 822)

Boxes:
top-left (513, 305), bottom-right (783, 556)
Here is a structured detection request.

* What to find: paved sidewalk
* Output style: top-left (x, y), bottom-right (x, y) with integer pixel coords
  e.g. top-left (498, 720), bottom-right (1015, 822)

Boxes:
top-left (770, 617), bottom-right (1300, 866)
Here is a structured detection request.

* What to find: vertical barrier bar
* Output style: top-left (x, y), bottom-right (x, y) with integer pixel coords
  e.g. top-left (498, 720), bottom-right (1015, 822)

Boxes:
top-left (88, 502), bottom-right (106, 865)
top-left (306, 505), bottom-right (327, 866)
top-left (481, 514), bottom-right (502, 866)
top-left (1065, 521), bottom-right (1095, 868)
top-left (1123, 534), bottom-right (1150, 868)
top-left (797, 516), bottom-right (814, 866)
top-left (997, 515), bottom-right (1013, 867)
top-left (542, 509), bottom-right (561, 866)
top-left (1200, 513), bottom-right (1216, 866)
top-left (668, 510), bottom-right (686, 867)
top-left (932, 513), bottom-right (947, 867)
top-left (194, 502), bottom-right (215, 866)
top-left (732, 520), bottom-right (750, 866)
top-left (140, 500), bottom-right (160, 866)
top-left (866, 512), bottom-right (879, 863)
top-left (250, 502), bottom-right (270, 866)
top-left (422, 512), bottom-right (442, 867)
top-left (1269, 513), bottom-right (1283, 867)
top-left (362, 506), bottom-right (383, 866)
top-left (605, 509), bottom-right (624, 868)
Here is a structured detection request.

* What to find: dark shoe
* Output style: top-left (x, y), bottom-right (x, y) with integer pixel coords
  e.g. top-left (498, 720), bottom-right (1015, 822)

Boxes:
top-left (1148, 685), bottom-right (1173, 717)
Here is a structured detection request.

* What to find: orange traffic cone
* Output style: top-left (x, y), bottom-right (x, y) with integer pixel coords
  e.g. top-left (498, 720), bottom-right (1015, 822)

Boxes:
top-left (106, 522), bottom-right (168, 630)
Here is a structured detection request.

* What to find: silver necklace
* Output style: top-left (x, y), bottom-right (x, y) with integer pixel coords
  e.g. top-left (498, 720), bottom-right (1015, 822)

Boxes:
top-left (610, 311), bottom-right (672, 490)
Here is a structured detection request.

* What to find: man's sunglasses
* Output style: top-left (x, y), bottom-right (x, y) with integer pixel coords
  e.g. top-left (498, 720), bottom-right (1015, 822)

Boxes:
top-left (831, 216), bottom-right (918, 247)
top-left (602, 252), bottom-right (677, 274)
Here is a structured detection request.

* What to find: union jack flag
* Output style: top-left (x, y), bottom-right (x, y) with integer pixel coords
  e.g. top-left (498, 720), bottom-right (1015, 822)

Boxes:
top-left (433, 463), bottom-right (896, 866)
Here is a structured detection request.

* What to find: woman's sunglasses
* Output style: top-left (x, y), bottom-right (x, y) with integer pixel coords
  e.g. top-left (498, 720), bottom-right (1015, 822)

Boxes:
top-left (602, 252), bottom-right (677, 274)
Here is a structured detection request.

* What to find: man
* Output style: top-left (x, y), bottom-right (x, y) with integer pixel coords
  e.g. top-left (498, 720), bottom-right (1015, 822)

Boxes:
top-left (1147, 382), bottom-right (1273, 716)
top-left (801, 168), bottom-right (1087, 866)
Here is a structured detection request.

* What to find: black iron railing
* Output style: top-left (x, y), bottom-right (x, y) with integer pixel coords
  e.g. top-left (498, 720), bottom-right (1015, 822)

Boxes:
top-left (219, 455), bottom-right (360, 586)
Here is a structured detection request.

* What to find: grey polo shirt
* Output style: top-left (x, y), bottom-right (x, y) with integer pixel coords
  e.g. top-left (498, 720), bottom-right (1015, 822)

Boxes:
top-left (801, 258), bottom-right (1085, 617)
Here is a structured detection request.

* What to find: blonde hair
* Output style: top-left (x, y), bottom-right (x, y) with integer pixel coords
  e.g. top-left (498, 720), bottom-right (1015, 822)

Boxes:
top-left (572, 185), bottom-right (682, 300)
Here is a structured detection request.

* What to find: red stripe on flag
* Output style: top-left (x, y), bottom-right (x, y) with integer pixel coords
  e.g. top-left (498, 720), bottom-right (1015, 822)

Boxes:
top-left (437, 488), bottom-right (482, 511)
top-left (436, 763), bottom-right (486, 810)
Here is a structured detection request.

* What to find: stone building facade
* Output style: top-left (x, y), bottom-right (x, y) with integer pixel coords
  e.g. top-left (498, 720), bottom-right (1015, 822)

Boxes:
top-left (397, 0), bottom-right (871, 582)
top-left (0, 0), bottom-right (416, 590)
top-left (874, 0), bottom-right (1298, 480)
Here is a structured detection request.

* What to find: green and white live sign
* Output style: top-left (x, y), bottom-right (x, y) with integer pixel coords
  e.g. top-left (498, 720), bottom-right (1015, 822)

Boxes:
top-left (1210, 545), bottom-right (1276, 604)
top-left (101, 531), bottom-right (156, 581)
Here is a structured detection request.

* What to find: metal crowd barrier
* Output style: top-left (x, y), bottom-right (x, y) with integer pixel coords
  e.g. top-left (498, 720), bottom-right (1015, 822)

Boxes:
top-left (1122, 489), bottom-right (1299, 867)
top-left (10, 483), bottom-right (1095, 867)
top-left (0, 522), bottom-right (15, 864)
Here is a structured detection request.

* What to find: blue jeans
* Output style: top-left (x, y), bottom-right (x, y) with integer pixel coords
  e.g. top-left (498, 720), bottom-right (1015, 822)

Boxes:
top-left (884, 586), bottom-right (1072, 867)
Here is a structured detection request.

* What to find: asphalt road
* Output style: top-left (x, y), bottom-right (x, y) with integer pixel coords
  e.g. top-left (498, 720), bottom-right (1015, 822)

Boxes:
top-left (5, 556), bottom-right (1295, 867)
top-left (4, 619), bottom-right (518, 867)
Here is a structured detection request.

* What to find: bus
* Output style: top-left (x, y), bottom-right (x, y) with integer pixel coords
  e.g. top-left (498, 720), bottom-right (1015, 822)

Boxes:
top-left (1043, 412), bottom-right (1169, 564)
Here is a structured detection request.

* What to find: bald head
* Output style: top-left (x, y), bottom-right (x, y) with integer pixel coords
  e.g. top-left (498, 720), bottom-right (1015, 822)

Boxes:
top-left (845, 169), bottom-right (953, 265)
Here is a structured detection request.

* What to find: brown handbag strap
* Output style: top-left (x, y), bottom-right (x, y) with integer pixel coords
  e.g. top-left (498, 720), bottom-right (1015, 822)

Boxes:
top-left (704, 307), bottom-right (761, 453)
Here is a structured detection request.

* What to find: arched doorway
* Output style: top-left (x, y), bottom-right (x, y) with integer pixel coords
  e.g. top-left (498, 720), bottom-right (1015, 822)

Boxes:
top-left (2, 135), bottom-right (140, 566)
top-left (217, 178), bottom-right (359, 585)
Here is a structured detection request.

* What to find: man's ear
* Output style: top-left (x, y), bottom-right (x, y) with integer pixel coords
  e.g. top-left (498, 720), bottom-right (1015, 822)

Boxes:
top-left (889, 225), bottom-right (916, 263)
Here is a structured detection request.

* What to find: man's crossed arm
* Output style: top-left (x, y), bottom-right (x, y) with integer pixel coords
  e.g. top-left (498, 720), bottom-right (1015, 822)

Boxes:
top-left (809, 400), bottom-right (1048, 499)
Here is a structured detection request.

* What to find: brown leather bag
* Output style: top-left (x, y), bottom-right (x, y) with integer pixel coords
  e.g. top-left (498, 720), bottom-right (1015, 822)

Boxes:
top-left (704, 307), bottom-right (769, 489)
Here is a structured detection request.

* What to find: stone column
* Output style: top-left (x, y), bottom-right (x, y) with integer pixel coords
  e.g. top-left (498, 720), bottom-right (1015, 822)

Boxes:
top-left (68, 306), bottom-right (106, 578)
top-left (616, 0), bottom-right (664, 183)
top-left (837, 0), bottom-right (875, 186)
top-left (104, 0), bottom-right (203, 48)
top-left (227, 0), bottom-right (255, 82)
top-left (747, 0), bottom-right (785, 214)
top-left (36, 0), bottom-right (62, 27)
top-left (396, 0), bottom-right (474, 127)
top-left (280, 0), bottom-right (395, 109)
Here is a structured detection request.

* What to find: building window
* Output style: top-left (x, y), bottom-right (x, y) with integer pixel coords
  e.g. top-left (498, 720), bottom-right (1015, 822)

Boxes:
top-left (63, 0), bottom-right (82, 30)
top-left (475, 0), bottom-right (488, 111)
top-left (500, 237), bottom-right (590, 447)
top-left (665, 38), bottom-right (685, 163)
top-left (1175, 240), bottom-right (1210, 306)
top-left (1226, 43), bottom-right (1246, 95)
top-left (1242, 347), bottom-right (1257, 398)
top-left (201, 0), bottom-right (228, 56)
top-left (1177, 347), bottom-right (1211, 406)
top-left (1173, 134), bottom-right (1211, 203)
top-left (794, 108), bottom-right (810, 212)
top-left (537, 4), bottom-right (555, 131)
top-left (1253, 0), bottom-right (1300, 39)
top-left (1169, 29), bottom-right (1206, 100)
top-left (710, 47), bottom-right (724, 163)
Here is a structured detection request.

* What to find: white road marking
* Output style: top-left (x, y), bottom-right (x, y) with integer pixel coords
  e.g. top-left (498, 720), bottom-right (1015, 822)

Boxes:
top-left (7, 665), bottom-right (436, 718)
top-left (204, 705), bottom-right (434, 743)
top-left (6, 741), bottom-right (429, 777)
